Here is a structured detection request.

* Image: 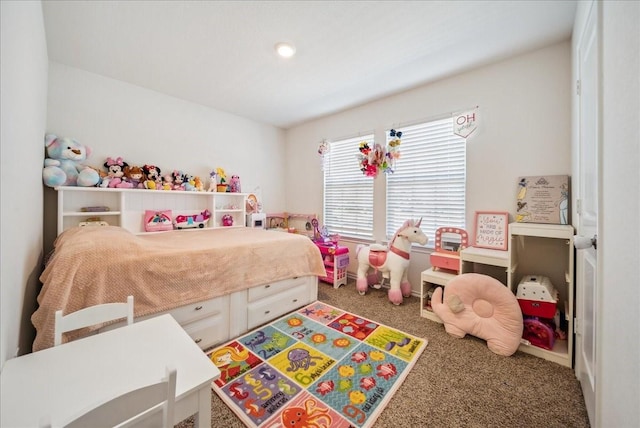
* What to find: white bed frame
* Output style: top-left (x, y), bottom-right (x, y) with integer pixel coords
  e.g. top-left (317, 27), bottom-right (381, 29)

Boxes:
top-left (55, 186), bottom-right (319, 350)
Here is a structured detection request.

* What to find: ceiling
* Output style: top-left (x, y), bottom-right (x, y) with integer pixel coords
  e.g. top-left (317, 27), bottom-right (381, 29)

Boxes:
top-left (42, 1), bottom-right (577, 129)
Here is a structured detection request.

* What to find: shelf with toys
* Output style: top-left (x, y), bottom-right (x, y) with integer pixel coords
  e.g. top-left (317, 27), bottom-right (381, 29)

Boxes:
top-left (54, 186), bottom-right (248, 236)
top-left (265, 212), bottom-right (317, 238)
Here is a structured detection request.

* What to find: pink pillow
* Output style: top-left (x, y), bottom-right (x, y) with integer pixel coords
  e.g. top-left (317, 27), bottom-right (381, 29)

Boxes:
top-left (144, 210), bottom-right (173, 232)
top-left (431, 273), bottom-right (523, 356)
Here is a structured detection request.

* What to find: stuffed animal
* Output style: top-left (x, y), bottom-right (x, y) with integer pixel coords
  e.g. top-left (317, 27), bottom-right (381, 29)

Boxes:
top-left (431, 273), bottom-right (524, 356)
top-left (181, 173), bottom-right (195, 191)
top-left (170, 170), bottom-right (186, 191)
top-left (100, 157), bottom-right (131, 188)
top-left (229, 175), bottom-right (241, 193)
top-left (42, 134), bottom-right (100, 187)
top-left (208, 170), bottom-right (217, 192)
top-left (123, 165), bottom-right (145, 188)
top-left (142, 164), bottom-right (162, 190)
top-left (161, 173), bottom-right (174, 190)
top-left (193, 176), bottom-right (204, 192)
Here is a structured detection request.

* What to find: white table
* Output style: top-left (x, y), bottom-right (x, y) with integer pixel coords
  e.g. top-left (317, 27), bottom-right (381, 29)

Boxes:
top-left (1, 314), bottom-right (220, 428)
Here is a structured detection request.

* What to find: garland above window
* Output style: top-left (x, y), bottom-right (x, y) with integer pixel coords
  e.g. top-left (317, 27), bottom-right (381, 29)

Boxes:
top-left (357, 129), bottom-right (402, 177)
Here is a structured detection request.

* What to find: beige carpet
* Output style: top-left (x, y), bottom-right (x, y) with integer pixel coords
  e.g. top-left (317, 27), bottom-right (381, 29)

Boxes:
top-left (179, 281), bottom-right (590, 427)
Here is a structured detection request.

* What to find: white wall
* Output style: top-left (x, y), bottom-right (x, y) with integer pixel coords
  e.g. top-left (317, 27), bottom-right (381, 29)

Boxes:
top-left (0, 1), bottom-right (49, 367)
top-left (285, 41), bottom-right (572, 294)
top-left (599, 1), bottom-right (640, 425)
top-left (47, 63), bottom-right (286, 214)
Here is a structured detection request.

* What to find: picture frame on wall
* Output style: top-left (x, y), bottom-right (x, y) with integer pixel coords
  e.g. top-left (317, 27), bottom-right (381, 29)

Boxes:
top-left (515, 175), bottom-right (570, 224)
top-left (473, 211), bottom-right (509, 250)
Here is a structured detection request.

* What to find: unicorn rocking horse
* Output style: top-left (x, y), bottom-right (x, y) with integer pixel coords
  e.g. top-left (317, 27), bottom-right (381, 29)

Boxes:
top-left (356, 218), bottom-right (428, 305)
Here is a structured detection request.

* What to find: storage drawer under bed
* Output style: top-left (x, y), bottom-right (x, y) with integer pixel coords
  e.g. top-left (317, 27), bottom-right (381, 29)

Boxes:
top-left (168, 295), bottom-right (228, 325)
top-left (182, 312), bottom-right (230, 350)
top-left (247, 283), bottom-right (310, 329)
top-left (247, 276), bottom-right (308, 302)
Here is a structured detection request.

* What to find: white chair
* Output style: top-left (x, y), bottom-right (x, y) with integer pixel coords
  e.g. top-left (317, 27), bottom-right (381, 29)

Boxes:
top-left (54, 296), bottom-right (134, 346)
top-left (41, 366), bottom-right (176, 428)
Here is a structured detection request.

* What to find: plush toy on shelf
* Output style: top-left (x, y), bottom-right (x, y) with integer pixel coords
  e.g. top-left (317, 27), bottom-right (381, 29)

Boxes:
top-left (123, 165), bottom-right (145, 189)
top-left (183, 174), bottom-right (196, 191)
top-left (42, 134), bottom-right (100, 187)
top-left (229, 175), bottom-right (241, 193)
top-left (221, 214), bottom-right (234, 227)
top-left (170, 170), bottom-right (187, 191)
top-left (142, 164), bottom-right (162, 190)
top-left (100, 157), bottom-right (131, 188)
top-left (208, 170), bottom-right (217, 192)
top-left (161, 173), bottom-right (174, 190)
top-left (193, 176), bottom-right (204, 192)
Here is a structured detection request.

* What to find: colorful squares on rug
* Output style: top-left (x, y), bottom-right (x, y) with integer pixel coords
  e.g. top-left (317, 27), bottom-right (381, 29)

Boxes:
top-left (365, 325), bottom-right (425, 363)
top-left (261, 391), bottom-right (349, 428)
top-left (209, 341), bottom-right (262, 388)
top-left (298, 302), bottom-right (344, 323)
top-left (272, 313), bottom-right (358, 361)
top-left (327, 313), bottom-right (379, 340)
top-left (306, 342), bottom-right (409, 426)
top-left (239, 325), bottom-right (296, 360)
top-left (208, 302), bottom-right (428, 428)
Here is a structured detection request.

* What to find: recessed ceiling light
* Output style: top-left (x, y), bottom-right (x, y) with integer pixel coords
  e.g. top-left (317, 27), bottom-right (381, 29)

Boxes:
top-left (275, 42), bottom-right (296, 58)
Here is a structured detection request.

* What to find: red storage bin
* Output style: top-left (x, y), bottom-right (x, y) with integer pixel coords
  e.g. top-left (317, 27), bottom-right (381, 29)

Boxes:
top-left (516, 275), bottom-right (558, 318)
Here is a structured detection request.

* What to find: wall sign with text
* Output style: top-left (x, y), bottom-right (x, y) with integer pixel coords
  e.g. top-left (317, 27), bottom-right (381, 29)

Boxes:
top-left (473, 211), bottom-right (509, 250)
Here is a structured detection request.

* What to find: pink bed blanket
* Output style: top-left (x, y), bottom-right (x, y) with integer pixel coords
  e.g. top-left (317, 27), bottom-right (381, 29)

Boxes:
top-left (32, 226), bottom-right (326, 351)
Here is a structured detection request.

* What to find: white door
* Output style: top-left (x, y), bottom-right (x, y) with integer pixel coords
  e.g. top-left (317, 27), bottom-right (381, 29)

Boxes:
top-left (575, 1), bottom-right (599, 424)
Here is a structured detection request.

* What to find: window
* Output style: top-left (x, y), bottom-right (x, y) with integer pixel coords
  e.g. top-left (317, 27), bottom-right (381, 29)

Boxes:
top-left (323, 134), bottom-right (375, 240)
top-left (386, 117), bottom-right (466, 243)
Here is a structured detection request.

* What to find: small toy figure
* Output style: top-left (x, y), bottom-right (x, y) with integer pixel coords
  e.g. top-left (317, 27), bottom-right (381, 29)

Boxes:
top-left (124, 165), bottom-right (145, 188)
top-left (101, 157), bottom-right (131, 188)
top-left (194, 176), bottom-right (204, 192)
top-left (216, 167), bottom-right (228, 192)
top-left (161, 173), bottom-right (174, 190)
top-left (222, 214), bottom-right (234, 226)
top-left (142, 164), bottom-right (162, 190)
top-left (229, 175), bottom-right (241, 193)
top-left (208, 170), bottom-right (217, 192)
top-left (170, 170), bottom-right (186, 191)
top-left (183, 174), bottom-right (196, 191)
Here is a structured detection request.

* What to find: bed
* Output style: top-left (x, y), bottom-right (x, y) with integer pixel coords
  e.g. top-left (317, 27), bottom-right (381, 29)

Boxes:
top-left (32, 225), bottom-right (326, 351)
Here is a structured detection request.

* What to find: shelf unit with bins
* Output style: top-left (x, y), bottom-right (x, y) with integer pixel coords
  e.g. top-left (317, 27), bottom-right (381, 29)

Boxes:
top-left (55, 186), bottom-right (247, 235)
top-left (508, 222), bottom-right (574, 368)
top-left (420, 267), bottom-right (457, 323)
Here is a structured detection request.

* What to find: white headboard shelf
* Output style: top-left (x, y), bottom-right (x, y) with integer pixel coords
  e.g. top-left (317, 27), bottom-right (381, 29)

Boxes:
top-left (54, 186), bottom-right (248, 235)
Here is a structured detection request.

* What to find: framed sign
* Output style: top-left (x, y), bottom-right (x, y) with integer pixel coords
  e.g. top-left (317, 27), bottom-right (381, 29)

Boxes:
top-left (516, 175), bottom-right (570, 224)
top-left (473, 211), bottom-right (509, 250)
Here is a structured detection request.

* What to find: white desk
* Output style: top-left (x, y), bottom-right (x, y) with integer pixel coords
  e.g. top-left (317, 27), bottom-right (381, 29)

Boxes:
top-left (1, 314), bottom-right (220, 428)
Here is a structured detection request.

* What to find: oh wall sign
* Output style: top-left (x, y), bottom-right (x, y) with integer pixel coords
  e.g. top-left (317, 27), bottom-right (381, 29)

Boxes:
top-left (453, 106), bottom-right (479, 138)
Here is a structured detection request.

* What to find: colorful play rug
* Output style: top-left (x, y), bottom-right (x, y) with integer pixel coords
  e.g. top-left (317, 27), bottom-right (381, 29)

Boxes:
top-left (207, 301), bottom-right (427, 428)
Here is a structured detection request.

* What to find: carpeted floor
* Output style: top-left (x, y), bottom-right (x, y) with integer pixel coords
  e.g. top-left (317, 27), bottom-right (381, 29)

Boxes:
top-left (179, 281), bottom-right (590, 427)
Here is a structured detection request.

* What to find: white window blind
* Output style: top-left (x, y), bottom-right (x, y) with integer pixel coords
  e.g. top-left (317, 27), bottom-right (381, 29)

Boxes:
top-left (386, 118), bottom-right (466, 243)
top-left (324, 134), bottom-right (375, 240)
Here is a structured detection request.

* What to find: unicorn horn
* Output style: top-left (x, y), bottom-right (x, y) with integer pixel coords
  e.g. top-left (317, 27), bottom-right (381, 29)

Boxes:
top-left (416, 217), bottom-right (423, 227)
